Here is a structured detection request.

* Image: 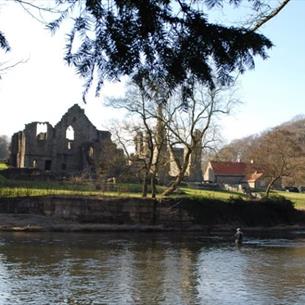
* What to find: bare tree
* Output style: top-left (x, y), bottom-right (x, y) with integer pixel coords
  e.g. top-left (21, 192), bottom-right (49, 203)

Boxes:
top-left (106, 85), bottom-right (167, 198)
top-left (159, 82), bottom-right (238, 196)
top-left (248, 128), bottom-right (303, 197)
top-left (216, 135), bottom-right (260, 162)
top-left (107, 120), bottom-right (151, 196)
top-left (106, 78), bottom-right (238, 197)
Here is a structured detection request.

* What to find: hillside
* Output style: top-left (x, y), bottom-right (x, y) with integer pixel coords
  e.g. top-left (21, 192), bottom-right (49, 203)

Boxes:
top-left (217, 116), bottom-right (305, 186)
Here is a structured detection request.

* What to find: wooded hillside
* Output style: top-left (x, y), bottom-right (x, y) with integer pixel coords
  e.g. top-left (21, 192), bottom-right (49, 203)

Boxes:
top-left (217, 116), bottom-right (305, 186)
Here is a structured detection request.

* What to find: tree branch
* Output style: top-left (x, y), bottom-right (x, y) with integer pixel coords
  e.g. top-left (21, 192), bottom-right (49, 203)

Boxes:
top-left (251, 0), bottom-right (291, 31)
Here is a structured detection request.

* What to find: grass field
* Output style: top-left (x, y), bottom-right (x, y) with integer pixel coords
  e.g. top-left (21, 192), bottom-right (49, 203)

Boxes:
top-left (181, 188), bottom-right (305, 209)
top-left (0, 162), bottom-right (8, 170)
top-left (1, 172), bottom-right (305, 209)
top-left (0, 176), bottom-right (245, 199)
top-left (0, 177), bottom-right (246, 200)
top-left (0, 179), bottom-right (143, 198)
top-left (180, 187), bottom-right (248, 200)
top-left (274, 191), bottom-right (305, 210)
top-left (0, 187), bottom-right (143, 198)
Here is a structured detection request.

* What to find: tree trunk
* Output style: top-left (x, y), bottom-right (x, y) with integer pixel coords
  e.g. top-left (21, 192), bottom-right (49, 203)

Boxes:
top-left (142, 171), bottom-right (148, 198)
top-left (265, 177), bottom-right (280, 198)
top-left (265, 182), bottom-right (272, 198)
top-left (161, 149), bottom-right (192, 196)
top-left (151, 174), bottom-right (157, 199)
top-left (161, 172), bottom-right (184, 196)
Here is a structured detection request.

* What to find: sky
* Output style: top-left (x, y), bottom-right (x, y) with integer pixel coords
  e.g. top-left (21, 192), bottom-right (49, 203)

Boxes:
top-left (0, 0), bottom-right (305, 145)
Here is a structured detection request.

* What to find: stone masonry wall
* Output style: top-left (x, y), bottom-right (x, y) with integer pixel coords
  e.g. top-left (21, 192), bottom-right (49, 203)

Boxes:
top-left (9, 104), bottom-right (123, 176)
top-left (23, 122), bottom-right (54, 170)
top-left (0, 196), bottom-right (301, 229)
top-left (0, 197), bottom-right (194, 228)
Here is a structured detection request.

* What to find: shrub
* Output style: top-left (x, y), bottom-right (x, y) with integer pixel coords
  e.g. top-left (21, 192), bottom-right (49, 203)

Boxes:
top-left (0, 174), bottom-right (7, 185)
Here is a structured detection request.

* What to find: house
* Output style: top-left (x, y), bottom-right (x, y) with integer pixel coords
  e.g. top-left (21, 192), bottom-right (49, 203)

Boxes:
top-left (246, 171), bottom-right (265, 189)
top-left (204, 161), bottom-right (268, 189)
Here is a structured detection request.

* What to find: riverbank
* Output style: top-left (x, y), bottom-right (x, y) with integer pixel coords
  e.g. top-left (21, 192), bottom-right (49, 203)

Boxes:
top-left (1, 213), bottom-right (305, 239)
top-left (0, 195), bottom-right (304, 235)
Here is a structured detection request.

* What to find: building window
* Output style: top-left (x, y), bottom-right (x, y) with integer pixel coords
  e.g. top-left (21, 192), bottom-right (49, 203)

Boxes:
top-left (32, 160), bottom-right (37, 168)
top-left (89, 146), bottom-right (94, 158)
top-left (66, 125), bottom-right (74, 141)
top-left (36, 123), bottom-right (48, 140)
top-left (45, 160), bottom-right (52, 171)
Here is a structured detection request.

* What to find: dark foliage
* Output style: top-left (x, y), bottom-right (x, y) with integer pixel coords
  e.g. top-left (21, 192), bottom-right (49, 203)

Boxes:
top-left (179, 196), bottom-right (297, 227)
top-left (0, 135), bottom-right (9, 160)
top-left (204, 0), bottom-right (264, 10)
top-left (0, 31), bottom-right (10, 52)
top-left (47, 0), bottom-right (273, 99)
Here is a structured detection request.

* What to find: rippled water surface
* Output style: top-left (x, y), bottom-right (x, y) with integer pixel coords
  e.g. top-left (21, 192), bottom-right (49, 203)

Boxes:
top-left (0, 232), bottom-right (305, 304)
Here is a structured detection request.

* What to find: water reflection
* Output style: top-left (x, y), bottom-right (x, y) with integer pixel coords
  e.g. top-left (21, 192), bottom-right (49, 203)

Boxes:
top-left (0, 233), bottom-right (304, 304)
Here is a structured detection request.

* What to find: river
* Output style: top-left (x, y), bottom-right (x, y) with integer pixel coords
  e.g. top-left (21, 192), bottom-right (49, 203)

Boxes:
top-left (0, 232), bottom-right (304, 305)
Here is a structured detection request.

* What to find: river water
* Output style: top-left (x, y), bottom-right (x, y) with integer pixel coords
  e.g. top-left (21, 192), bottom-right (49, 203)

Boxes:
top-left (0, 232), bottom-right (304, 305)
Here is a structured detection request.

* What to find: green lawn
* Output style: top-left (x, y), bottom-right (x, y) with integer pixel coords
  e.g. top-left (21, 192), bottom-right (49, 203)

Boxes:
top-left (274, 191), bottom-right (305, 210)
top-left (180, 187), bottom-right (248, 200)
top-left (0, 187), bottom-right (143, 198)
top-left (181, 188), bottom-right (305, 209)
top-left (0, 162), bottom-right (8, 170)
top-left (1, 176), bottom-right (305, 210)
top-left (0, 179), bottom-right (144, 198)
top-left (0, 179), bottom-right (238, 200)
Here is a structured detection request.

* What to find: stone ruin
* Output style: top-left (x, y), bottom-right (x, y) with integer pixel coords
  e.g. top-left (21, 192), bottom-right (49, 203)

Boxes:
top-left (9, 103), bottom-right (203, 183)
top-left (9, 104), bottom-right (124, 177)
top-left (130, 103), bottom-right (203, 184)
top-left (133, 130), bottom-right (203, 184)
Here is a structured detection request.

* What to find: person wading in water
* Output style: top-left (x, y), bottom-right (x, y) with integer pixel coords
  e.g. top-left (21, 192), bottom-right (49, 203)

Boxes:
top-left (235, 228), bottom-right (243, 245)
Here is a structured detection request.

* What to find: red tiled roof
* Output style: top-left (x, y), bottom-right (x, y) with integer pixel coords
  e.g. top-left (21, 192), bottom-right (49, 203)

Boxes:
top-left (210, 161), bottom-right (247, 176)
top-left (210, 161), bottom-right (263, 181)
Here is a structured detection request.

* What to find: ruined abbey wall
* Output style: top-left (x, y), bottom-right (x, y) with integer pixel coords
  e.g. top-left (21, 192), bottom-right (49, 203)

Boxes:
top-left (10, 104), bottom-right (123, 177)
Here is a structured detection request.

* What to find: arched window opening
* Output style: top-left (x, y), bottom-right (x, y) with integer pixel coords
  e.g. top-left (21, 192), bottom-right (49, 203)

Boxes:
top-left (36, 123), bottom-right (48, 140)
top-left (66, 125), bottom-right (74, 141)
top-left (32, 160), bottom-right (37, 168)
top-left (89, 146), bottom-right (94, 158)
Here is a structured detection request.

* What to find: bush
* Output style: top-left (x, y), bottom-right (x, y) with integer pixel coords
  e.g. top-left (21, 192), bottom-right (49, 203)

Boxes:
top-left (0, 174), bottom-right (7, 185)
top-left (0, 162), bottom-right (8, 171)
top-left (260, 195), bottom-right (295, 209)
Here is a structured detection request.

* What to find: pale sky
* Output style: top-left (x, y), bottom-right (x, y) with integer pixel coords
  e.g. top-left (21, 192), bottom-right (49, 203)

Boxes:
top-left (0, 0), bottom-right (304, 145)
